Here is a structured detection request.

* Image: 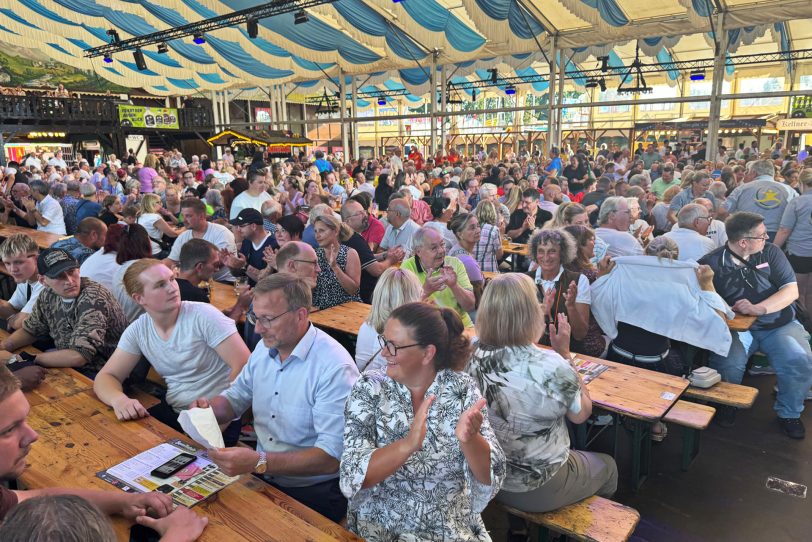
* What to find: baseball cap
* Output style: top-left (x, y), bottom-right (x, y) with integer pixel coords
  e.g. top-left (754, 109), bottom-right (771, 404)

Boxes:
top-left (37, 248), bottom-right (79, 279)
top-left (229, 208), bottom-right (264, 226)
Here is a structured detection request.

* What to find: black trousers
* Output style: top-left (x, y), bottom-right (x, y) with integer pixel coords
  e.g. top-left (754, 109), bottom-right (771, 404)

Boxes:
top-left (262, 476), bottom-right (347, 523)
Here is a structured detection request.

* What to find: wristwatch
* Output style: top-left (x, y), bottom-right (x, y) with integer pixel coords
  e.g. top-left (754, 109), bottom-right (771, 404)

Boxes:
top-left (6, 354), bottom-right (18, 365)
top-left (254, 451), bottom-right (268, 474)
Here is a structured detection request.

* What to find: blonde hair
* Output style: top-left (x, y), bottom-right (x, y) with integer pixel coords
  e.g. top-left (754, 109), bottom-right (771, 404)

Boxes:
top-left (662, 184), bottom-right (681, 203)
top-left (0, 364), bottom-right (20, 404)
top-left (143, 153), bottom-right (159, 169)
top-left (313, 213), bottom-right (353, 242)
top-left (122, 258), bottom-right (163, 297)
top-left (503, 186), bottom-right (522, 213)
top-left (367, 268), bottom-right (423, 333)
top-left (476, 273), bottom-right (544, 346)
top-left (140, 193), bottom-right (162, 214)
top-left (0, 233), bottom-right (38, 260)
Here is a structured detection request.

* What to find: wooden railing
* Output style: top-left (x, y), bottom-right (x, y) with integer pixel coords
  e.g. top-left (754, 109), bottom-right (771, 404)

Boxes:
top-left (0, 94), bottom-right (213, 131)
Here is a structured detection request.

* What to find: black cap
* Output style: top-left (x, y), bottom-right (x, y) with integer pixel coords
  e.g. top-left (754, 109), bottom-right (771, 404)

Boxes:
top-left (229, 208), bottom-right (264, 226)
top-left (37, 248), bottom-right (79, 279)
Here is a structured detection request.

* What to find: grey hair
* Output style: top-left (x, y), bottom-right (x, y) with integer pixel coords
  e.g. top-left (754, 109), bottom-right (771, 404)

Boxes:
top-left (480, 183), bottom-right (498, 197)
top-left (261, 199), bottom-right (282, 217)
top-left (411, 226), bottom-right (443, 250)
top-left (677, 203), bottom-right (709, 228)
top-left (49, 182), bottom-right (67, 199)
top-left (79, 183), bottom-right (96, 196)
top-left (750, 159), bottom-right (775, 178)
top-left (709, 181), bottom-right (727, 201)
top-left (628, 174), bottom-right (648, 187)
top-left (66, 180), bottom-right (81, 192)
top-left (646, 236), bottom-right (679, 261)
top-left (526, 174), bottom-right (540, 184)
top-left (528, 228), bottom-right (578, 265)
top-left (800, 169), bottom-right (812, 187)
top-left (388, 199), bottom-right (411, 218)
top-left (307, 203), bottom-right (332, 225)
top-left (205, 188), bottom-right (223, 208)
top-left (598, 196), bottom-right (625, 225)
top-left (0, 495), bottom-right (116, 542)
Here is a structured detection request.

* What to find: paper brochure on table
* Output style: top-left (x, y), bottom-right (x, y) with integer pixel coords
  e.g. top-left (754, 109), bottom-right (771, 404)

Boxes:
top-left (96, 439), bottom-right (238, 508)
top-left (572, 356), bottom-right (609, 384)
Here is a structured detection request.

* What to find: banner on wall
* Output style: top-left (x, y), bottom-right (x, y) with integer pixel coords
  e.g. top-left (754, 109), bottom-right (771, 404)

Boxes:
top-left (255, 107), bottom-right (272, 123)
top-left (118, 105), bottom-right (179, 130)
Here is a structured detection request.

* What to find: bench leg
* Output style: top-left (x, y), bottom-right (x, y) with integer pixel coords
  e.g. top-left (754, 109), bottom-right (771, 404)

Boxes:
top-left (627, 419), bottom-right (652, 491)
top-left (538, 525), bottom-right (554, 542)
top-left (681, 427), bottom-right (701, 471)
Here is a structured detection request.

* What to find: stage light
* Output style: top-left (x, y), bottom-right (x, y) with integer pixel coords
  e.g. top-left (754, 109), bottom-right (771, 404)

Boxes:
top-left (247, 18), bottom-right (258, 38)
top-left (489, 68), bottom-right (498, 84)
top-left (505, 84), bottom-right (516, 95)
top-left (598, 78), bottom-right (606, 92)
top-left (157, 42), bottom-right (168, 54)
top-left (471, 89), bottom-right (477, 100)
top-left (598, 55), bottom-right (609, 73)
top-left (378, 98), bottom-right (386, 105)
top-left (690, 70), bottom-right (705, 81)
top-left (106, 29), bottom-right (120, 44)
top-left (133, 48), bottom-right (147, 71)
top-left (294, 10), bottom-right (308, 24)
top-left (193, 32), bottom-right (205, 44)
top-left (103, 55), bottom-right (113, 64)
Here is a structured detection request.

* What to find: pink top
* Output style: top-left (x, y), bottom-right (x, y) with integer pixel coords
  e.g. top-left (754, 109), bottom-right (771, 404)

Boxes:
top-left (137, 167), bottom-right (159, 193)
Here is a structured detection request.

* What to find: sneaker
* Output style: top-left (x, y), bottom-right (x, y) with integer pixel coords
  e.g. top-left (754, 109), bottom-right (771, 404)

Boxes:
top-left (773, 385), bottom-right (812, 401)
top-left (748, 364), bottom-right (777, 376)
top-left (714, 405), bottom-right (737, 427)
top-left (778, 417), bottom-right (806, 439)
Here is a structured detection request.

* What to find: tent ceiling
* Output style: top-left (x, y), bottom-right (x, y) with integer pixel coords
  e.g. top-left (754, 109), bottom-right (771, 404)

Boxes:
top-left (0, 0), bottom-right (809, 99)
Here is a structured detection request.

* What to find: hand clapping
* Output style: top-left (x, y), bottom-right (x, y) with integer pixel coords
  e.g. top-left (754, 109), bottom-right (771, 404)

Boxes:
top-left (455, 398), bottom-right (487, 444)
top-left (405, 395), bottom-right (435, 453)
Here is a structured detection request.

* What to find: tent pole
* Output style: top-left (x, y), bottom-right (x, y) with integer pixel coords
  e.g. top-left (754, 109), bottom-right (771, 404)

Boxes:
top-left (340, 70), bottom-right (348, 160)
top-left (547, 35), bottom-right (557, 154)
top-left (430, 56), bottom-right (437, 158)
top-left (706, 12), bottom-right (727, 162)
top-left (351, 75), bottom-right (359, 161)
top-left (440, 64), bottom-right (447, 157)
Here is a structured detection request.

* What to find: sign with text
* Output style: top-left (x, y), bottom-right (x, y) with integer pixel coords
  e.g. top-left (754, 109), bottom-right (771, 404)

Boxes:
top-left (777, 118), bottom-right (812, 131)
top-left (118, 105), bottom-right (179, 130)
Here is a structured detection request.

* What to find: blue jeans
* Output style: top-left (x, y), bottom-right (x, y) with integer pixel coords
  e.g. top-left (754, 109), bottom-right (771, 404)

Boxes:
top-left (709, 319), bottom-right (812, 418)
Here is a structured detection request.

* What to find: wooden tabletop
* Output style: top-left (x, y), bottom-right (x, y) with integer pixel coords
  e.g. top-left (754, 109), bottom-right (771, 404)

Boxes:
top-left (19, 390), bottom-right (361, 542)
top-left (0, 223), bottom-right (62, 249)
top-left (501, 242), bottom-right (528, 256)
top-left (208, 280), bottom-right (238, 313)
top-left (309, 301), bottom-right (372, 336)
top-left (728, 312), bottom-right (757, 332)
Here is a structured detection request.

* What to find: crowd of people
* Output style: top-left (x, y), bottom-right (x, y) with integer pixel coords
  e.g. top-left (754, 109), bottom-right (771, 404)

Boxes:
top-left (0, 136), bottom-right (810, 541)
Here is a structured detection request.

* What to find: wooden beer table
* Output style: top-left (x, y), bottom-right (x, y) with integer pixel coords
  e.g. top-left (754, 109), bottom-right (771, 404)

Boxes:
top-left (501, 242), bottom-right (528, 271)
top-left (19, 387), bottom-right (361, 542)
top-left (0, 223), bottom-right (62, 249)
top-left (727, 313), bottom-right (757, 332)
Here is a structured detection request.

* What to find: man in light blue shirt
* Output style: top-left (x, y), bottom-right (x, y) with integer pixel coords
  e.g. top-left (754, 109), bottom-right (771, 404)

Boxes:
top-left (193, 273), bottom-right (359, 522)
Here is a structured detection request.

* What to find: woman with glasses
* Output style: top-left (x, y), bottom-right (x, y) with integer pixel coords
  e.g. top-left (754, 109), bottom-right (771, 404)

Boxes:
top-left (312, 214), bottom-right (361, 310)
top-left (355, 268), bottom-right (422, 372)
top-left (94, 259), bottom-right (250, 446)
top-left (467, 274), bottom-right (616, 538)
top-left (340, 302), bottom-right (505, 541)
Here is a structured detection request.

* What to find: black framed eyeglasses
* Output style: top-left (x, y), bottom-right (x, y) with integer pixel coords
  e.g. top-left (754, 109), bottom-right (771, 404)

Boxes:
top-left (377, 334), bottom-right (423, 356)
top-left (247, 307), bottom-right (292, 327)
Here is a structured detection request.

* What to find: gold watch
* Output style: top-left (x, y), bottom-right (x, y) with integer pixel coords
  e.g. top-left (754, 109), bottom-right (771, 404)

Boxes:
top-left (254, 451), bottom-right (268, 474)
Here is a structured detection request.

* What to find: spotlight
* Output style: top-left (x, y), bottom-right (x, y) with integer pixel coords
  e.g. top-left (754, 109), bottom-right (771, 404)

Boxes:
top-left (133, 48), bottom-right (147, 71)
top-left (247, 18), bottom-right (258, 38)
top-left (106, 29), bottom-right (120, 44)
top-left (103, 55), bottom-right (113, 64)
top-left (488, 68), bottom-right (498, 84)
top-left (505, 84), bottom-right (516, 95)
top-left (192, 32), bottom-right (205, 44)
top-left (294, 10), bottom-right (308, 24)
top-left (377, 98), bottom-right (386, 105)
top-left (689, 69), bottom-right (705, 81)
top-left (585, 79), bottom-right (598, 89)
top-left (157, 42), bottom-right (168, 54)
top-left (598, 78), bottom-right (606, 92)
top-left (598, 55), bottom-right (609, 73)
top-left (471, 88), bottom-right (477, 100)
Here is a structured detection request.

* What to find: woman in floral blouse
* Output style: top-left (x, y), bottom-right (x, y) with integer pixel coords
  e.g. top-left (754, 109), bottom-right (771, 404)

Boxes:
top-left (467, 273), bottom-right (617, 537)
top-left (340, 302), bottom-right (506, 541)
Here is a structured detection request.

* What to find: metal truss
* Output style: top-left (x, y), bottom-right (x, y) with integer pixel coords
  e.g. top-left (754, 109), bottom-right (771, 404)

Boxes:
top-left (84, 0), bottom-right (337, 57)
top-left (448, 48), bottom-right (812, 91)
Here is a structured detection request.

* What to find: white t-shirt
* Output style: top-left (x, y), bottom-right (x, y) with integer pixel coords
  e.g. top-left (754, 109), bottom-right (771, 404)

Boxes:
top-left (229, 190), bottom-right (273, 220)
top-left (8, 280), bottom-right (44, 314)
top-left (113, 260), bottom-right (145, 323)
top-left (168, 223), bottom-right (236, 282)
top-left (118, 302), bottom-right (237, 411)
top-left (356, 321), bottom-right (386, 373)
top-left (671, 219), bottom-right (727, 249)
top-left (595, 227), bottom-right (644, 258)
top-left (663, 228), bottom-right (716, 262)
top-left (79, 249), bottom-right (120, 291)
top-left (36, 195), bottom-right (66, 235)
top-left (534, 266), bottom-right (591, 304)
top-left (138, 213), bottom-right (163, 241)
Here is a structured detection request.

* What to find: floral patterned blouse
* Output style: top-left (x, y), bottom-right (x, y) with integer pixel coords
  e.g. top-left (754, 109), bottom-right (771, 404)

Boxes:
top-left (466, 344), bottom-right (582, 493)
top-left (340, 369), bottom-right (506, 541)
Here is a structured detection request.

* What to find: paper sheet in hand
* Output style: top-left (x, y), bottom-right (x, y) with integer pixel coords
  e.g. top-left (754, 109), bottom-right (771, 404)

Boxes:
top-left (178, 407), bottom-right (224, 449)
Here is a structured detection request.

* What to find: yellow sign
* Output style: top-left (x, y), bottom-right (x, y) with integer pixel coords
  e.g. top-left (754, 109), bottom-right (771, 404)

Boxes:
top-left (776, 118), bottom-right (812, 131)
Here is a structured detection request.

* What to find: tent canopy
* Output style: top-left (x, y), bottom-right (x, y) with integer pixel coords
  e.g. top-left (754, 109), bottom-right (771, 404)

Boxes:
top-left (0, 0), bottom-right (810, 99)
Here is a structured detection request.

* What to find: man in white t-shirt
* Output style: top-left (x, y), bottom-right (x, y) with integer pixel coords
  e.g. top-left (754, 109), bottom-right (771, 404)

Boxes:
top-left (166, 198), bottom-right (236, 282)
top-left (229, 170), bottom-right (272, 220)
top-left (0, 235), bottom-right (43, 331)
top-left (94, 259), bottom-right (250, 446)
top-left (663, 204), bottom-right (715, 262)
top-left (22, 180), bottom-right (66, 235)
top-left (595, 196), bottom-right (644, 258)
top-left (47, 151), bottom-right (68, 170)
top-left (671, 197), bottom-right (727, 249)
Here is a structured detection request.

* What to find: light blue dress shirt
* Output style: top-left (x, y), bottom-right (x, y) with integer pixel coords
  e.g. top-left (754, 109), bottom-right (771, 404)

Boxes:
top-left (222, 323), bottom-right (359, 487)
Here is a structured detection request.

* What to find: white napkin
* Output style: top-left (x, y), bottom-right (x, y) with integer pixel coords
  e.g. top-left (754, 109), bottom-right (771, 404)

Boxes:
top-left (178, 407), bottom-right (224, 450)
